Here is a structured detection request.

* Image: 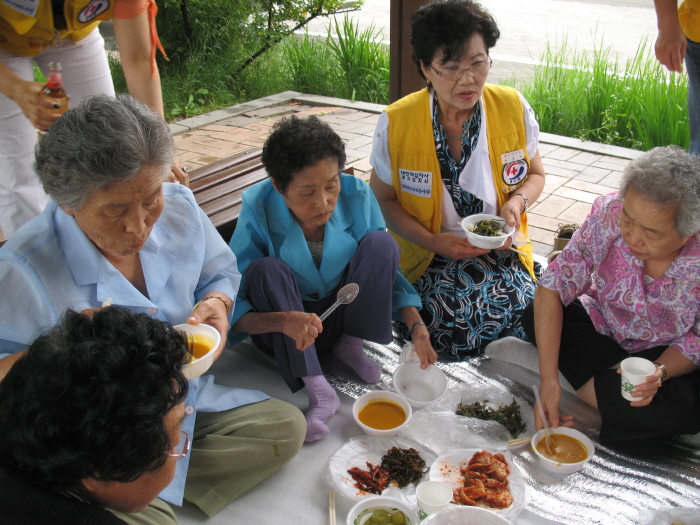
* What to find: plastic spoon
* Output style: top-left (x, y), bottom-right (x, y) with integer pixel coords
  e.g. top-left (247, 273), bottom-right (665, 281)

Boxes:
top-left (533, 385), bottom-right (557, 456)
top-left (319, 283), bottom-right (359, 321)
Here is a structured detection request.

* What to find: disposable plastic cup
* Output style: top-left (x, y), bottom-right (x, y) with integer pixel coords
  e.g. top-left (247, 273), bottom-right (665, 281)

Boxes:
top-left (620, 357), bottom-right (656, 401)
top-left (416, 481), bottom-right (452, 518)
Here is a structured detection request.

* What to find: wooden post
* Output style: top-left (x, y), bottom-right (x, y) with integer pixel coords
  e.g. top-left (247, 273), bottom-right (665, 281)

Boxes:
top-left (390, 0), bottom-right (430, 103)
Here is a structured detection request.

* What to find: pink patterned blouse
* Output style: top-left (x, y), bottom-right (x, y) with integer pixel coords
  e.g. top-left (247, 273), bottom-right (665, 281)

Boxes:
top-left (540, 193), bottom-right (700, 365)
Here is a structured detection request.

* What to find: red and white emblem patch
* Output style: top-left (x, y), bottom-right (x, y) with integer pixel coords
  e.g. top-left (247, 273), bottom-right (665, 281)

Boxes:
top-left (502, 160), bottom-right (528, 186)
top-left (78, 0), bottom-right (110, 23)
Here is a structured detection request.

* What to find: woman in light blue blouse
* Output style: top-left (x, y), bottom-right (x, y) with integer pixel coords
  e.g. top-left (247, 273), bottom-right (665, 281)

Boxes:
top-left (0, 94), bottom-right (305, 521)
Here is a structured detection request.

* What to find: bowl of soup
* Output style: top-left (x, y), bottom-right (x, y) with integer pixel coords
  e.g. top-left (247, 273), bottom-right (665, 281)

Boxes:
top-left (393, 362), bottom-right (448, 409)
top-left (530, 427), bottom-right (595, 474)
top-left (353, 390), bottom-right (412, 437)
top-left (346, 496), bottom-right (417, 525)
top-left (173, 323), bottom-right (220, 380)
top-left (461, 213), bottom-right (515, 250)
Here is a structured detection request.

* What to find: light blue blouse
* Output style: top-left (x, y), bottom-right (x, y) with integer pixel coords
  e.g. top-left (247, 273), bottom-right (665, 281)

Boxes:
top-left (0, 183), bottom-right (268, 506)
top-left (228, 174), bottom-right (422, 345)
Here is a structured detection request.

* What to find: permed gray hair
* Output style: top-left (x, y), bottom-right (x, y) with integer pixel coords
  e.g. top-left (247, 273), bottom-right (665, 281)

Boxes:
top-left (35, 94), bottom-right (175, 210)
top-left (619, 145), bottom-right (700, 238)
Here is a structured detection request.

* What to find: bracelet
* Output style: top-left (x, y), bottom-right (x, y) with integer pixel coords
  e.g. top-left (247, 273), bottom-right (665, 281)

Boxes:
top-left (193, 295), bottom-right (231, 315)
top-left (514, 193), bottom-right (529, 214)
top-left (409, 320), bottom-right (426, 337)
top-left (654, 362), bottom-right (669, 383)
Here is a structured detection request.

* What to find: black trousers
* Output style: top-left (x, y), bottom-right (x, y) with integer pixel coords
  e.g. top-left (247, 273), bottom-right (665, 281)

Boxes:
top-left (523, 300), bottom-right (700, 442)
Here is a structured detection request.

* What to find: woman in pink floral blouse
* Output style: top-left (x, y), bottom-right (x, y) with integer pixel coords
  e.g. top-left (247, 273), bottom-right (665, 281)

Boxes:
top-left (524, 146), bottom-right (700, 442)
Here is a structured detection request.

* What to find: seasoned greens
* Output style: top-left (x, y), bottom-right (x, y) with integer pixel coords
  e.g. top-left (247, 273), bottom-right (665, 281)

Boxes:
top-left (456, 399), bottom-right (526, 438)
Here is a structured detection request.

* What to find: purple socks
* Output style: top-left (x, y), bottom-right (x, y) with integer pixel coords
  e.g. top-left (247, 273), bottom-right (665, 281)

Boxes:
top-left (332, 334), bottom-right (382, 384)
top-left (302, 375), bottom-right (340, 442)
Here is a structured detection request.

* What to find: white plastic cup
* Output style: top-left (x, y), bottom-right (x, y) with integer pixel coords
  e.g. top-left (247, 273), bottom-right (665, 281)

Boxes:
top-left (620, 357), bottom-right (656, 401)
top-left (416, 481), bottom-right (452, 518)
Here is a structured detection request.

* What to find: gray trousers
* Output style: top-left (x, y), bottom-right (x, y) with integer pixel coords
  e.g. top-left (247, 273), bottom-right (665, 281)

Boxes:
top-left (247, 231), bottom-right (400, 392)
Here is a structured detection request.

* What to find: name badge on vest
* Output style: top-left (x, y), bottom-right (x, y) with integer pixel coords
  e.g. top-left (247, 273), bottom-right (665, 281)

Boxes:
top-left (502, 148), bottom-right (528, 190)
top-left (399, 169), bottom-right (432, 198)
top-left (78, 0), bottom-right (110, 23)
top-left (2, 0), bottom-right (39, 17)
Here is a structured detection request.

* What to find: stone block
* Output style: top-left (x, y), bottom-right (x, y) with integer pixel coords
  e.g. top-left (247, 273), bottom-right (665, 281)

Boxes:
top-left (544, 147), bottom-right (581, 161)
top-left (567, 151), bottom-right (604, 166)
top-left (553, 186), bottom-right (599, 204)
top-left (598, 170), bottom-right (623, 189)
top-left (532, 194), bottom-right (576, 217)
top-left (557, 201), bottom-right (592, 223)
top-left (542, 174), bottom-right (568, 194)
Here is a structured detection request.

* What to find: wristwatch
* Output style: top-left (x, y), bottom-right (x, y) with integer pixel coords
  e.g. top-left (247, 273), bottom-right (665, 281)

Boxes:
top-left (514, 193), bottom-right (529, 213)
top-left (409, 320), bottom-right (426, 337)
top-left (654, 362), bottom-right (669, 383)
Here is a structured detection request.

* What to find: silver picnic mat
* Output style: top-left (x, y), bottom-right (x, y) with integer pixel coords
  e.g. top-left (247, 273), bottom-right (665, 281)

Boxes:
top-left (327, 335), bottom-right (700, 525)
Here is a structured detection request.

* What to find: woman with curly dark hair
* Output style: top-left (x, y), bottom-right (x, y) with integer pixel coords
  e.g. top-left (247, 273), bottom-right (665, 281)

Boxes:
top-left (0, 307), bottom-right (189, 524)
top-left (370, 0), bottom-right (546, 360)
top-left (229, 115), bottom-right (437, 442)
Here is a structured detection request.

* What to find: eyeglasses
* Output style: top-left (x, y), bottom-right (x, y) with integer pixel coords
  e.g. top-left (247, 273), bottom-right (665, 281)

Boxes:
top-left (166, 431), bottom-right (191, 459)
top-left (431, 58), bottom-right (492, 81)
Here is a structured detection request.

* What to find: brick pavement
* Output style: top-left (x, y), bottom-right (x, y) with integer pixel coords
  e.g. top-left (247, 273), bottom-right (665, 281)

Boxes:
top-left (172, 91), bottom-right (641, 258)
top-left (0, 91), bottom-right (639, 250)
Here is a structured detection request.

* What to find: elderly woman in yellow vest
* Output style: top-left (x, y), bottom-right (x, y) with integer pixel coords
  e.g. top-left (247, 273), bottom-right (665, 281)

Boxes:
top-left (370, 0), bottom-right (546, 360)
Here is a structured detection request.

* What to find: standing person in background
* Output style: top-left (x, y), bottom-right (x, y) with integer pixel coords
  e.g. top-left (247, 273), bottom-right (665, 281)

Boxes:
top-left (0, 0), bottom-right (187, 239)
top-left (654, 0), bottom-right (700, 154)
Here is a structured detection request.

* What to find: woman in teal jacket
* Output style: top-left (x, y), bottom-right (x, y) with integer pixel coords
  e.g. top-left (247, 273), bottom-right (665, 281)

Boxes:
top-left (229, 116), bottom-right (436, 442)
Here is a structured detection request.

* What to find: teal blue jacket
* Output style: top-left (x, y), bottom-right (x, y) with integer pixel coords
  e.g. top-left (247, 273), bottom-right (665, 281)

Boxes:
top-left (228, 174), bottom-right (421, 345)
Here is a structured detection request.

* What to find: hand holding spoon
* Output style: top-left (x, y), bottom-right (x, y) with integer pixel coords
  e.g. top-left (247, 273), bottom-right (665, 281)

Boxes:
top-left (533, 385), bottom-right (558, 456)
top-left (319, 283), bottom-right (359, 321)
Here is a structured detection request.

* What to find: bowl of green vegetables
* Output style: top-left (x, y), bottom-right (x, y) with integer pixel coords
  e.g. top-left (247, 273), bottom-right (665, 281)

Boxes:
top-left (347, 496), bottom-right (417, 525)
top-left (460, 213), bottom-right (515, 250)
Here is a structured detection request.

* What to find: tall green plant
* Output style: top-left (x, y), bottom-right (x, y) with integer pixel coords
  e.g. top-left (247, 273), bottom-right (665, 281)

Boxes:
top-left (283, 33), bottom-right (342, 96)
top-left (521, 39), bottom-right (689, 151)
top-left (326, 15), bottom-right (389, 104)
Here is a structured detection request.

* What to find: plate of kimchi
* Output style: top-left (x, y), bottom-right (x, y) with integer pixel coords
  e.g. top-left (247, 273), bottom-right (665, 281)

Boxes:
top-left (429, 449), bottom-right (528, 519)
top-left (328, 436), bottom-right (437, 503)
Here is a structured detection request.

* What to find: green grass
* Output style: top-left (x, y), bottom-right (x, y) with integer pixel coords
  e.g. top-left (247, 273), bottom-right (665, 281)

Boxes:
top-left (104, 26), bottom-right (688, 152)
top-left (520, 39), bottom-right (689, 151)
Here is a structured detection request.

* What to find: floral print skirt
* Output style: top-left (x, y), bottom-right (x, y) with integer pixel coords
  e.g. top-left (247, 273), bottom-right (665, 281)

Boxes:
top-left (400, 250), bottom-right (542, 360)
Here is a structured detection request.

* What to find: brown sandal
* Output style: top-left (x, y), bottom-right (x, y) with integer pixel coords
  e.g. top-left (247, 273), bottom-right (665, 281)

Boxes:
top-left (547, 223), bottom-right (579, 263)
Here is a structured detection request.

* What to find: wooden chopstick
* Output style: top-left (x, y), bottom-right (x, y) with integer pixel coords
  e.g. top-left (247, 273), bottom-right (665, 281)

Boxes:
top-left (328, 490), bottom-right (336, 525)
top-left (508, 436), bottom-right (532, 447)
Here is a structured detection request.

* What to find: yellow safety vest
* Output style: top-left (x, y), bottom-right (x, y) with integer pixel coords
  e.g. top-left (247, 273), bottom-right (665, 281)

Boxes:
top-left (680, 0), bottom-right (700, 43)
top-left (0, 0), bottom-right (114, 56)
top-left (385, 85), bottom-right (535, 284)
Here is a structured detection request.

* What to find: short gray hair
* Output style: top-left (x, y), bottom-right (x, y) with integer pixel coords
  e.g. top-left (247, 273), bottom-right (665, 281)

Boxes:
top-left (619, 145), bottom-right (700, 238)
top-left (35, 94), bottom-right (175, 210)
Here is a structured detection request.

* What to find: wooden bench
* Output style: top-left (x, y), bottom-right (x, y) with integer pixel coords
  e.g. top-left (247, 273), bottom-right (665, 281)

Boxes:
top-left (189, 148), bottom-right (266, 243)
top-left (189, 148), bottom-right (357, 244)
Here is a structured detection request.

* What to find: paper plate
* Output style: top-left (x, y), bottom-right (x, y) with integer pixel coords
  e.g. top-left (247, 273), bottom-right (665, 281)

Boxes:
top-left (429, 448), bottom-right (528, 520)
top-left (328, 435), bottom-right (437, 504)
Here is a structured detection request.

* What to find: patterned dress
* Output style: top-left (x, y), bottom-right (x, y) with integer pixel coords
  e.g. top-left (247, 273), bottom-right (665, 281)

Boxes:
top-left (401, 93), bottom-right (542, 360)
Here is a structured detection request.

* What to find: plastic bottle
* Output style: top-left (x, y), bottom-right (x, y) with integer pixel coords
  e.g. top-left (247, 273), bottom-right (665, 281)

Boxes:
top-left (38, 62), bottom-right (69, 136)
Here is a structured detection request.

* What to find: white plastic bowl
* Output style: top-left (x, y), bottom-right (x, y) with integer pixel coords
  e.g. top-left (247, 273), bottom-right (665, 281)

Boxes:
top-left (173, 323), bottom-right (221, 380)
top-left (346, 495), bottom-right (418, 525)
top-left (352, 390), bottom-right (412, 437)
top-left (422, 506), bottom-right (511, 524)
top-left (530, 427), bottom-right (595, 474)
top-left (393, 362), bottom-right (448, 408)
top-left (460, 213), bottom-right (515, 250)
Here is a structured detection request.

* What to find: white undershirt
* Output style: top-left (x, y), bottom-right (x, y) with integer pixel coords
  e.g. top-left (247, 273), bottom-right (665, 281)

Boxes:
top-left (370, 90), bottom-right (540, 237)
